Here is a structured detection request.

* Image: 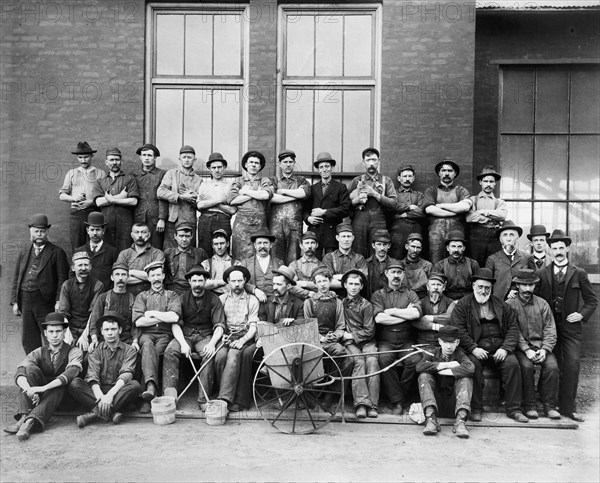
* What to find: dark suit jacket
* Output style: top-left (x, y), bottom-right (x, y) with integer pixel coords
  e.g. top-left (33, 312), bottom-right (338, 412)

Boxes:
top-left (11, 242), bottom-right (69, 305)
top-left (303, 180), bottom-right (351, 249)
top-left (485, 249), bottom-right (535, 300)
top-left (259, 293), bottom-right (305, 324)
top-left (536, 263), bottom-right (598, 326)
top-left (75, 242), bottom-right (119, 291)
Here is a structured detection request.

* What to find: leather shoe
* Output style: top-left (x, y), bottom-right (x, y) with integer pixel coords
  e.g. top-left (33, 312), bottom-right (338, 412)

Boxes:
top-left (356, 406), bottom-right (367, 419)
top-left (139, 401), bottom-right (151, 414)
top-left (391, 402), bottom-right (403, 416)
top-left (563, 412), bottom-right (585, 422)
top-left (545, 409), bottom-right (561, 420)
top-left (77, 411), bottom-right (98, 428)
top-left (470, 409), bottom-right (483, 422)
top-left (3, 415), bottom-right (24, 434)
top-left (453, 419), bottom-right (469, 439)
top-left (423, 415), bottom-right (440, 435)
top-left (198, 402), bottom-right (208, 412)
top-left (510, 411), bottom-right (529, 423)
top-left (525, 409), bottom-right (539, 419)
top-left (141, 382), bottom-right (157, 401)
top-left (16, 418), bottom-right (35, 441)
top-left (112, 412), bottom-right (123, 425)
top-left (367, 408), bottom-right (378, 418)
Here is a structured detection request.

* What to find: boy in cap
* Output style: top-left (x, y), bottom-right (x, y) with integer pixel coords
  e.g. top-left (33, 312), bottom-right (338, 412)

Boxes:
top-left (322, 223), bottom-right (368, 294)
top-left (164, 221), bottom-right (208, 295)
top-left (399, 233), bottom-right (432, 299)
top-left (288, 231), bottom-right (326, 300)
top-left (416, 325), bottom-right (474, 438)
top-left (3, 312), bottom-right (83, 441)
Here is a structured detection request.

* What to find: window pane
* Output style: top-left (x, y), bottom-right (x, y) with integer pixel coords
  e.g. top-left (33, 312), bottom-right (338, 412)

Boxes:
top-left (287, 15), bottom-right (314, 76)
top-left (534, 202), bottom-right (567, 233)
top-left (314, 88), bottom-right (342, 166)
top-left (570, 202), bottom-right (600, 267)
top-left (156, 15), bottom-right (184, 76)
top-left (315, 15), bottom-right (343, 76)
top-left (183, 90), bottom-right (212, 164)
top-left (343, 90), bottom-right (372, 171)
top-left (570, 135), bottom-right (600, 200)
top-left (344, 15), bottom-right (372, 77)
top-left (155, 89), bottom-right (183, 169)
top-left (214, 15), bottom-right (242, 76)
top-left (536, 69), bottom-right (569, 133)
top-left (570, 69), bottom-right (600, 133)
top-left (285, 89), bottom-right (314, 172)
top-left (534, 135), bottom-right (568, 200)
top-left (501, 69), bottom-right (534, 133)
top-left (499, 135), bottom-right (533, 199)
top-left (212, 89), bottom-right (241, 170)
top-left (185, 15), bottom-right (212, 76)
top-left (504, 201), bottom-right (532, 251)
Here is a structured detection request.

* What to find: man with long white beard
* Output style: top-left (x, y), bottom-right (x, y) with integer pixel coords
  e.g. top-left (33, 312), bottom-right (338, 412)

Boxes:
top-left (450, 268), bottom-right (527, 423)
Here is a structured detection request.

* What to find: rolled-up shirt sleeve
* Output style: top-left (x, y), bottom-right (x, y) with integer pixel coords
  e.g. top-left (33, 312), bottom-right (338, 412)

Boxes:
top-left (57, 347), bottom-right (84, 385)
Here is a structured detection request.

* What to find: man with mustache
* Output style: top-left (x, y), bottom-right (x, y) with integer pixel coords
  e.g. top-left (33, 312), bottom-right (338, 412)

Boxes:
top-left (202, 230), bottom-right (234, 295)
top-left (93, 147), bottom-right (140, 252)
top-left (485, 221), bottom-right (536, 300)
top-left (116, 222), bottom-right (166, 297)
top-left (322, 223), bottom-right (368, 295)
top-left (59, 141), bottom-right (107, 251)
top-left (507, 269), bottom-right (560, 420)
top-left (11, 214), bottom-right (69, 354)
top-left (399, 233), bottom-right (432, 299)
top-left (432, 231), bottom-right (480, 300)
top-left (450, 268), bottom-right (527, 423)
top-left (163, 266), bottom-right (226, 409)
top-left (365, 230), bottom-right (399, 298)
top-left (75, 211), bottom-right (118, 291)
top-left (258, 266), bottom-right (305, 325)
top-left (536, 230), bottom-right (597, 422)
top-left (348, 148), bottom-right (399, 258)
top-left (528, 225), bottom-right (552, 269)
top-left (423, 158), bottom-right (472, 264)
top-left (164, 222), bottom-right (208, 296)
top-left (288, 231), bottom-right (326, 300)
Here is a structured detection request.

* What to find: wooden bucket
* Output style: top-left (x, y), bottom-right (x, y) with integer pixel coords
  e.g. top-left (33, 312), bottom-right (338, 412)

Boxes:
top-left (151, 396), bottom-right (176, 425)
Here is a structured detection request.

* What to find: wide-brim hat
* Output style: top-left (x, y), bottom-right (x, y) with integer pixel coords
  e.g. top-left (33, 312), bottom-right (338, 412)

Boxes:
top-left (136, 143), bottom-right (160, 157)
top-left (95, 311), bottom-right (126, 333)
top-left (185, 265), bottom-right (211, 280)
top-left (28, 214), bottom-right (51, 229)
top-left (496, 220), bottom-right (523, 238)
top-left (272, 265), bottom-right (296, 285)
top-left (513, 268), bottom-right (540, 285)
top-left (241, 151), bottom-right (266, 171)
top-left (84, 211), bottom-right (106, 227)
top-left (42, 312), bottom-right (68, 328)
top-left (250, 228), bottom-right (276, 243)
top-left (470, 268), bottom-right (496, 284)
top-left (445, 230), bottom-right (466, 246)
top-left (527, 225), bottom-right (550, 241)
top-left (223, 265), bottom-right (251, 283)
top-left (313, 152), bottom-right (337, 168)
top-left (434, 157), bottom-right (460, 177)
top-left (547, 229), bottom-right (572, 247)
top-left (71, 141), bottom-right (96, 155)
top-left (476, 166), bottom-right (502, 181)
top-left (207, 152), bottom-right (228, 168)
top-left (341, 268), bottom-right (367, 288)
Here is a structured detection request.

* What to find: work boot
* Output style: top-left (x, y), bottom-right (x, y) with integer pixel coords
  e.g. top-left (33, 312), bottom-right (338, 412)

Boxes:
top-left (77, 411), bottom-right (98, 428)
top-left (470, 409), bottom-right (483, 422)
top-left (112, 412), bottom-right (123, 425)
top-left (356, 405), bottom-right (367, 419)
top-left (391, 402), bottom-right (403, 416)
top-left (142, 382), bottom-right (158, 401)
top-left (525, 408), bottom-right (539, 419)
top-left (545, 408), bottom-right (561, 420)
top-left (139, 401), bottom-right (151, 414)
top-left (367, 408), bottom-right (378, 418)
top-left (422, 414), bottom-right (440, 436)
top-left (453, 419), bottom-right (469, 439)
top-left (16, 418), bottom-right (35, 441)
top-left (509, 411), bottom-right (529, 423)
top-left (3, 415), bottom-right (25, 434)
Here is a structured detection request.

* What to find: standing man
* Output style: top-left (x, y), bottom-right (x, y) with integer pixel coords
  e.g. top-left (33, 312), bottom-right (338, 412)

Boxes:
top-left (133, 143), bottom-right (167, 249)
top-left (59, 141), bottom-right (106, 251)
top-left (269, 149), bottom-right (311, 264)
top-left (288, 231), bottom-right (326, 301)
top-left (11, 214), bottom-right (69, 354)
top-left (196, 152), bottom-right (236, 256)
top-left (486, 221), bottom-right (535, 300)
top-left (399, 233), bottom-right (432, 299)
top-left (389, 165), bottom-right (425, 260)
top-left (228, 151), bottom-right (274, 261)
top-left (303, 152), bottom-right (351, 258)
top-left (536, 229), bottom-right (597, 422)
top-left (348, 148), bottom-right (399, 258)
top-left (93, 147), bottom-right (139, 252)
top-left (450, 268), bottom-right (528, 423)
top-left (433, 231), bottom-right (480, 300)
top-left (164, 222), bottom-right (208, 296)
top-left (466, 166), bottom-right (507, 266)
top-left (423, 157), bottom-right (472, 264)
top-left (372, 262), bottom-right (422, 415)
top-left (322, 223), bottom-right (368, 293)
top-left (507, 269), bottom-right (560, 420)
top-left (528, 225), bottom-right (552, 269)
top-left (157, 145), bottom-right (203, 250)
top-left (365, 229), bottom-right (398, 298)
top-left (75, 211), bottom-right (119, 292)
top-left (202, 229), bottom-right (234, 295)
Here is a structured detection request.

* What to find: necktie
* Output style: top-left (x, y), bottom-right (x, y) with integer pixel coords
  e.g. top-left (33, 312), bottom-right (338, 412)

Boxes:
top-left (91, 245), bottom-right (98, 253)
top-left (51, 350), bottom-right (60, 372)
top-left (557, 267), bottom-right (565, 283)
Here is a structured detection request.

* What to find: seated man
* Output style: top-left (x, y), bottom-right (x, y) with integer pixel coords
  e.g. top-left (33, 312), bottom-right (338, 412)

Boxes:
top-left (432, 231), bottom-right (480, 300)
top-left (164, 221), bottom-right (208, 296)
top-left (341, 269), bottom-right (380, 418)
top-left (162, 266), bottom-right (226, 410)
top-left (365, 229), bottom-right (398, 298)
top-left (288, 231), bottom-right (325, 301)
top-left (322, 223), bottom-right (368, 294)
top-left (202, 229), bottom-right (234, 295)
top-left (416, 325), bottom-right (474, 438)
top-left (3, 312), bottom-right (83, 441)
top-left (69, 312), bottom-right (141, 427)
top-left (399, 233), bottom-right (432, 299)
top-left (507, 269), bottom-right (560, 420)
top-left (258, 266), bottom-right (304, 324)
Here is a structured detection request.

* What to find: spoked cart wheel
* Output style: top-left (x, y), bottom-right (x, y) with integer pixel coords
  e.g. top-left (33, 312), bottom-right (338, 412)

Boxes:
top-left (253, 342), bottom-right (343, 434)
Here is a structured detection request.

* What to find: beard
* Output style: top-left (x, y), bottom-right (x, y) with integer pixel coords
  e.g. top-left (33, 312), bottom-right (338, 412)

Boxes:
top-left (474, 292), bottom-right (490, 305)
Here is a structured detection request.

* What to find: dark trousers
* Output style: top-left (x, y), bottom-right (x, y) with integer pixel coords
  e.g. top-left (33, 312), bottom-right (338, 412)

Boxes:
top-left (554, 318), bottom-right (582, 414)
top-left (20, 290), bottom-right (54, 354)
top-left (215, 340), bottom-right (256, 408)
top-left (469, 352), bottom-right (522, 414)
top-left (139, 333), bottom-right (172, 386)
top-left (69, 207), bottom-right (94, 252)
top-left (468, 225), bottom-right (501, 267)
top-left (146, 217), bottom-right (165, 250)
top-left (270, 211), bottom-right (302, 265)
top-left (197, 212), bottom-right (232, 257)
top-left (515, 350), bottom-right (559, 410)
top-left (68, 377), bottom-right (141, 416)
top-left (16, 366), bottom-right (67, 429)
top-left (104, 215), bottom-right (134, 253)
top-left (351, 209), bottom-right (387, 258)
top-left (390, 219), bottom-right (422, 260)
top-left (378, 341), bottom-right (421, 405)
top-left (418, 372), bottom-right (473, 418)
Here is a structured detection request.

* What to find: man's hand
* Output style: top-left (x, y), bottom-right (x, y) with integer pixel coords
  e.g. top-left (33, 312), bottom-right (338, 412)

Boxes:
top-left (97, 393), bottom-right (114, 419)
top-left (307, 215), bottom-right (323, 225)
top-left (311, 208), bottom-right (326, 217)
top-left (506, 290), bottom-right (518, 300)
top-left (156, 219), bottom-right (165, 233)
top-left (88, 338), bottom-right (99, 353)
top-left (472, 347), bottom-right (488, 360)
top-left (77, 336), bottom-right (90, 352)
top-left (533, 349), bottom-right (547, 363)
top-left (281, 318), bottom-right (294, 326)
top-left (202, 342), bottom-right (217, 358)
top-left (229, 338), bottom-right (245, 350)
top-left (78, 199), bottom-right (95, 210)
top-left (256, 338), bottom-right (263, 349)
top-left (342, 331), bottom-right (353, 341)
top-left (54, 301), bottom-right (61, 311)
top-left (180, 340), bottom-right (192, 357)
top-left (131, 340), bottom-right (140, 352)
top-left (254, 288), bottom-right (267, 303)
top-left (525, 349), bottom-right (537, 361)
top-left (25, 387), bottom-right (43, 405)
top-left (325, 332), bottom-right (337, 343)
top-left (12, 303), bottom-right (21, 317)
top-left (361, 184), bottom-right (378, 198)
top-left (493, 348), bottom-right (508, 362)
top-left (319, 335), bottom-right (327, 344)
top-left (566, 312), bottom-right (583, 323)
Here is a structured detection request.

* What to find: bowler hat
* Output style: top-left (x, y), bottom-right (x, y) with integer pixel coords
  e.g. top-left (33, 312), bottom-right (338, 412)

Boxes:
top-left (71, 141), bottom-right (96, 155)
top-left (42, 312), bottom-right (68, 328)
top-left (496, 220), bottom-right (523, 238)
top-left (223, 265), bottom-right (251, 283)
top-left (144, 261), bottom-right (164, 274)
top-left (397, 164), bottom-right (416, 176)
top-left (84, 211), bottom-right (106, 227)
top-left (341, 268), bottom-right (367, 288)
top-left (470, 268), bottom-right (496, 284)
top-left (372, 229), bottom-right (391, 243)
top-left (428, 272), bottom-right (447, 284)
top-left (72, 251), bottom-right (90, 263)
top-left (105, 147), bottom-right (122, 157)
top-left (313, 152), bottom-right (337, 168)
top-left (527, 225), bottom-right (550, 241)
top-left (362, 147), bottom-right (380, 159)
top-left (434, 157), bottom-right (460, 177)
top-left (547, 229), bottom-right (572, 247)
top-left (185, 265), bottom-right (211, 280)
top-left (513, 268), bottom-right (540, 285)
top-left (136, 143), bottom-right (160, 157)
top-left (250, 228), bottom-right (276, 243)
top-left (445, 230), bottom-right (466, 246)
top-left (476, 166), bottom-right (502, 181)
top-left (207, 152), bottom-right (228, 168)
top-left (336, 223), bottom-right (353, 235)
top-left (180, 145), bottom-right (196, 155)
top-left (241, 151), bottom-right (266, 171)
top-left (28, 214), bottom-right (51, 229)
top-left (438, 325), bottom-right (460, 342)
top-left (272, 265), bottom-right (297, 285)
top-left (175, 221), bottom-right (193, 233)
top-left (278, 149), bottom-right (296, 161)
top-left (112, 262), bottom-right (129, 272)
top-left (95, 311), bottom-right (125, 334)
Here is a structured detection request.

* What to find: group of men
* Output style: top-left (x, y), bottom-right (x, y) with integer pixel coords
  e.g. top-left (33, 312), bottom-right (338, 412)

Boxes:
top-left (6, 142), bottom-right (597, 441)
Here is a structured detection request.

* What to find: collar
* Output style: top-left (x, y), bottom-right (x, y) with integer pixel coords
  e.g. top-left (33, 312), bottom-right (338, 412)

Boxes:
top-left (533, 252), bottom-right (546, 259)
top-left (273, 293), bottom-right (290, 305)
top-left (90, 240), bottom-right (104, 250)
top-left (344, 295), bottom-right (363, 306)
top-left (48, 342), bottom-right (64, 355)
top-left (176, 247), bottom-right (191, 255)
top-left (503, 248), bottom-right (517, 257)
top-left (362, 172), bottom-right (381, 183)
top-left (385, 285), bottom-right (406, 293)
top-left (554, 261), bottom-right (569, 270)
top-left (336, 248), bottom-right (353, 257)
top-left (192, 290), bottom-right (207, 300)
top-left (280, 173), bottom-right (295, 181)
top-left (300, 255), bottom-right (319, 263)
top-left (476, 191), bottom-right (495, 199)
top-left (401, 257), bottom-right (422, 266)
top-left (130, 243), bottom-right (151, 253)
top-left (213, 254), bottom-right (232, 261)
top-left (437, 182), bottom-right (455, 190)
top-left (398, 187), bottom-right (413, 193)
top-left (77, 166), bottom-right (97, 174)
top-left (139, 166), bottom-right (159, 175)
top-left (447, 255), bottom-right (465, 264)
top-left (516, 294), bottom-right (534, 305)
top-left (149, 286), bottom-right (166, 295)
top-left (33, 244), bottom-right (46, 251)
top-left (243, 173), bottom-right (260, 182)
top-left (178, 167), bottom-right (196, 176)
top-left (313, 291), bottom-right (337, 301)
top-left (103, 340), bottom-right (125, 352)
top-left (321, 179), bottom-right (331, 186)
top-left (108, 170), bottom-right (125, 179)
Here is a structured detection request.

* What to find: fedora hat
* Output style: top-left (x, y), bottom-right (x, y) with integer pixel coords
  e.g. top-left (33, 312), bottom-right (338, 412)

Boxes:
top-left (28, 214), bottom-right (51, 229)
top-left (207, 152), bottom-right (228, 168)
top-left (84, 211), bottom-right (106, 227)
top-left (272, 265), bottom-right (297, 285)
top-left (527, 225), bottom-right (550, 241)
top-left (250, 228), bottom-right (276, 243)
top-left (95, 311), bottom-right (126, 334)
top-left (278, 149), bottom-right (296, 161)
top-left (313, 152), bottom-right (337, 168)
top-left (476, 166), bottom-right (502, 181)
top-left (445, 230), bottom-right (466, 246)
top-left (434, 157), bottom-right (460, 177)
top-left (496, 220), bottom-right (523, 238)
top-left (341, 268), bottom-right (367, 288)
top-left (71, 141), bottom-right (96, 155)
top-left (513, 268), bottom-right (540, 285)
top-left (136, 143), bottom-right (160, 157)
top-left (185, 265), bottom-right (211, 280)
top-left (470, 268), bottom-right (496, 284)
top-left (547, 229), bottom-right (572, 247)
top-left (223, 265), bottom-right (251, 283)
top-left (241, 151), bottom-right (266, 171)
top-left (41, 312), bottom-right (68, 328)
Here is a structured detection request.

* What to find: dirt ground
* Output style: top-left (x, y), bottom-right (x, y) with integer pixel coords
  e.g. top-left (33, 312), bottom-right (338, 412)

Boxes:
top-left (1, 359), bottom-right (599, 483)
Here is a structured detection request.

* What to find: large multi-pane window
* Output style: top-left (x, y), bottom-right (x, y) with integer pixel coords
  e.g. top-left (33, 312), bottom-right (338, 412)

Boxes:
top-left (278, 5), bottom-right (381, 173)
top-left (146, 4), bottom-right (248, 172)
top-left (499, 65), bottom-right (599, 273)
